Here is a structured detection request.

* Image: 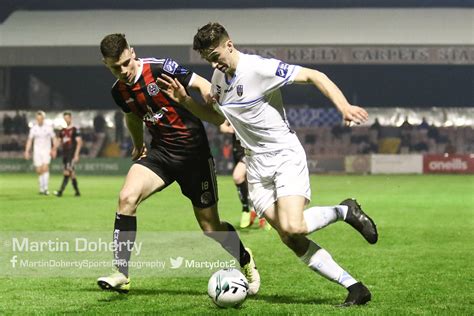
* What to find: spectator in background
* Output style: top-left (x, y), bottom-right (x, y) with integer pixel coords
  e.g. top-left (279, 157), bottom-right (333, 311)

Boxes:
top-left (400, 115), bottom-right (412, 149)
top-left (427, 124), bottom-right (441, 143)
top-left (418, 117), bottom-right (430, 131)
top-left (21, 112), bottom-right (29, 134)
top-left (114, 110), bottom-right (124, 143)
top-left (370, 118), bottom-right (381, 134)
top-left (331, 123), bottom-right (351, 139)
top-left (3, 114), bottom-right (13, 135)
top-left (444, 142), bottom-right (457, 154)
top-left (93, 112), bottom-right (107, 133)
top-left (13, 111), bottom-right (23, 134)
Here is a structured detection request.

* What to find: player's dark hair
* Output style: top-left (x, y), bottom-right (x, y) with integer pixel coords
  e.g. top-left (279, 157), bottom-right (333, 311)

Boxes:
top-left (100, 33), bottom-right (129, 59)
top-left (193, 23), bottom-right (229, 53)
top-left (63, 111), bottom-right (72, 117)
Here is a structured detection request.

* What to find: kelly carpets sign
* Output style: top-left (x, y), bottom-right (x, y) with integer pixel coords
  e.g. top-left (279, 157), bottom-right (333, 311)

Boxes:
top-left (190, 45), bottom-right (474, 65)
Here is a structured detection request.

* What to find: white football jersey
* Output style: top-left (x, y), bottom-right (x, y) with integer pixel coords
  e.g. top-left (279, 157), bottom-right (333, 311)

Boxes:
top-left (211, 53), bottom-right (301, 153)
top-left (28, 123), bottom-right (55, 153)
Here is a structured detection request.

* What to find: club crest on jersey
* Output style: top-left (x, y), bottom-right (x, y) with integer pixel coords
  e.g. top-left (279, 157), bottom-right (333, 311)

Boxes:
top-left (147, 83), bottom-right (160, 96)
top-left (163, 59), bottom-right (179, 74)
top-left (237, 85), bottom-right (244, 97)
top-left (276, 62), bottom-right (290, 78)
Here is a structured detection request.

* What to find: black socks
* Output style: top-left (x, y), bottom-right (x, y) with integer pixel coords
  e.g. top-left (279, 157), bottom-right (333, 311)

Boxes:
top-left (113, 213), bottom-right (137, 277)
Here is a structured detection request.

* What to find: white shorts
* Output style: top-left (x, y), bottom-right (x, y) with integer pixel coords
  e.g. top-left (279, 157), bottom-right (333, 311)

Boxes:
top-left (33, 150), bottom-right (51, 167)
top-left (245, 144), bottom-right (311, 217)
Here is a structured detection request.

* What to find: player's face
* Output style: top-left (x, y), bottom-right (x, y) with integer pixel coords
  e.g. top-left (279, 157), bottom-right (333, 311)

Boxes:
top-left (64, 114), bottom-right (72, 126)
top-left (36, 114), bottom-right (44, 125)
top-left (103, 48), bottom-right (138, 84)
top-left (202, 40), bottom-right (235, 74)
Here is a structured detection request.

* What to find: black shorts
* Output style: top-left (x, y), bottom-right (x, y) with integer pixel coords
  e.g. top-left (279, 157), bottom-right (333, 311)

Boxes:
top-left (135, 149), bottom-right (218, 208)
top-left (63, 156), bottom-right (75, 171)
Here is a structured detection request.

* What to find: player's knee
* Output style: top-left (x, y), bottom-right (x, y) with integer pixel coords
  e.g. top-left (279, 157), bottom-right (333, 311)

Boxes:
top-left (233, 174), bottom-right (245, 184)
top-left (279, 222), bottom-right (307, 239)
top-left (118, 189), bottom-right (140, 215)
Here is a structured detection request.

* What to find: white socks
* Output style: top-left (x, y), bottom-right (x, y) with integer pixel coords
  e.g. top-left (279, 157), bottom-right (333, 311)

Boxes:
top-left (300, 240), bottom-right (357, 288)
top-left (303, 205), bottom-right (348, 234)
top-left (38, 172), bottom-right (50, 192)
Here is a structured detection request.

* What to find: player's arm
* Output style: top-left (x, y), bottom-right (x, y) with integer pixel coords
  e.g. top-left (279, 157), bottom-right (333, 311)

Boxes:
top-left (158, 74), bottom-right (224, 126)
top-left (73, 135), bottom-right (82, 163)
top-left (49, 128), bottom-right (58, 159)
top-left (293, 67), bottom-right (368, 125)
top-left (219, 120), bottom-right (234, 134)
top-left (50, 136), bottom-right (57, 159)
top-left (124, 112), bottom-right (146, 160)
top-left (52, 135), bottom-right (60, 158)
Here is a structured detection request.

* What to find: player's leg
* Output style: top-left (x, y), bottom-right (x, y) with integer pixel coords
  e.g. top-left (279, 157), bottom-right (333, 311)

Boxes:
top-left (35, 166), bottom-right (43, 194)
top-left (179, 155), bottom-right (260, 295)
top-left (98, 163), bottom-right (167, 293)
top-left (193, 204), bottom-right (260, 295)
top-left (70, 164), bottom-right (80, 196)
top-left (303, 200), bottom-right (377, 244)
top-left (55, 160), bottom-right (71, 197)
top-left (39, 164), bottom-right (50, 195)
top-left (258, 146), bottom-right (370, 306)
top-left (233, 161), bottom-right (254, 228)
top-left (33, 151), bottom-right (45, 194)
top-left (266, 196), bottom-right (371, 306)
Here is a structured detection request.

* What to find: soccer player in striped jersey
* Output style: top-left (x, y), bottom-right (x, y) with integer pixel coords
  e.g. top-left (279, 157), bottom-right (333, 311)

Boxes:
top-left (97, 33), bottom-right (260, 295)
top-left (54, 112), bottom-right (82, 197)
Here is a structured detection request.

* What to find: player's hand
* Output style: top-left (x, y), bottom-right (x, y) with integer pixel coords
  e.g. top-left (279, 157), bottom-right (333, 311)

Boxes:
top-left (131, 144), bottom-right (147, 161)
top-left (50, 150), bottom-right (57, 159)
top-left (24, 151), bottom-right (30, 160)
top-left (342, 105), bottom-right (369, 126)
top-left (73, 155), bottom-right (80, 163)
top-left (156, 74), bottom-right (188, 104)
top-left (203, 92), bottom-right (217, 105)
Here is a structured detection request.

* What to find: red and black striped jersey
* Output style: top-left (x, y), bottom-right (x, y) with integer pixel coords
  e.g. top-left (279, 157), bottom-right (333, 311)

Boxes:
top-left (59, 126), bottom-right (81, 157)
top-left (111, 58), bottom-right (210, 162)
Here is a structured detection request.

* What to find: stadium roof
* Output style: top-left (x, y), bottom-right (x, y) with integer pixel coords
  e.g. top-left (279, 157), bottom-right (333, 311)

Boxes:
top-left (0, 8), bottom-right (472, 66)
top-left (1, 9), bottom-right (472, 46)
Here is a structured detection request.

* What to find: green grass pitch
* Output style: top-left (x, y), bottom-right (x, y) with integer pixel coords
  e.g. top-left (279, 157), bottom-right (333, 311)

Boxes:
top-left (0, 173), bottom-right (472, 314)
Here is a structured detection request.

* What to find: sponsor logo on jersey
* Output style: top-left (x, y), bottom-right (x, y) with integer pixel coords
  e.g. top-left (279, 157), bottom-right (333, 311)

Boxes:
top-left (147, 83), bottom-right (160, 96)
top-left (143, 104), bottom-right (168, 125)
top-left (276, 62), bottom-right (290, 78)
top-left (125, 98), bottom-right (135, 104)
top-left (216, 85), bottom-right (222, 96)
top-left (237, 85), bottom-right (244, 97)
top-left (163, 58), bottom-right (179, 74)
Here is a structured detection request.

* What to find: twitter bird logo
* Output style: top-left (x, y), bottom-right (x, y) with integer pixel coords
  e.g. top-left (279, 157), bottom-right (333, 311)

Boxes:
top-left (170, 256), bottom-right (184, 269)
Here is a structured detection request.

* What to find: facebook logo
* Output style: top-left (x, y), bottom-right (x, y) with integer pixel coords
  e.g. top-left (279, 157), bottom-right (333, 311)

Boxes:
top-left (275, 62), bottom-right (289, 78)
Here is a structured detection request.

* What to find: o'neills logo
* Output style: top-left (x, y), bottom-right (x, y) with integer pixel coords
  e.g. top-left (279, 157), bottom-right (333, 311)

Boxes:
top-left (429, 158), bottom-right (467, 171)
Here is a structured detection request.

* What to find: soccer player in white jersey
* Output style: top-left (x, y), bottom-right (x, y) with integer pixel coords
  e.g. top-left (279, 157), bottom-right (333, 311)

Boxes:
top-left (159, 22), bottom-right (378, 307)
top-left (24, 111), bottom-right (56, 195)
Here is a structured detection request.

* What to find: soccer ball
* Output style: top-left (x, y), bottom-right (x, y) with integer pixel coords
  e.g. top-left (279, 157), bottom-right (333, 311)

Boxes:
top-left (208, 268), bottom-right (249, 308)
